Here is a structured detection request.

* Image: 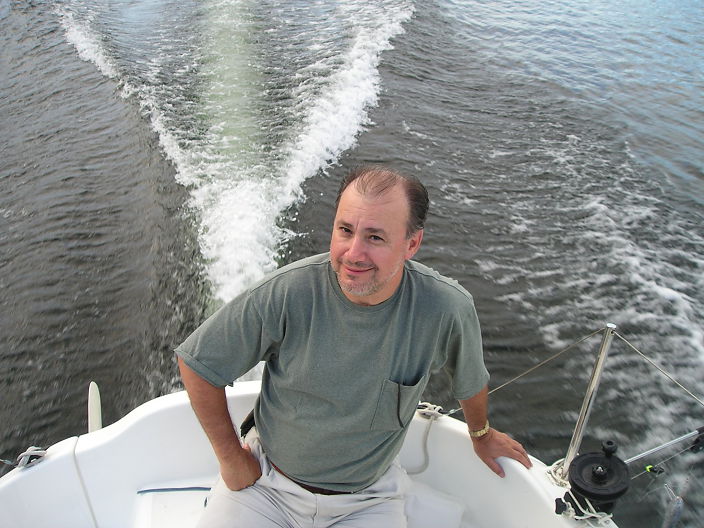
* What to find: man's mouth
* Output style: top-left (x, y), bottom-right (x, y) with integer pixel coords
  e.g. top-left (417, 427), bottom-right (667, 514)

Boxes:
top-left (342, 263), bottom-right (374, 275)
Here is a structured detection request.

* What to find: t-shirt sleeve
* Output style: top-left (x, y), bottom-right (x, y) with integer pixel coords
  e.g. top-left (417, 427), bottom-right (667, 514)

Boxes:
top-left (175, 290), bottom-right (277, 387)
top-left (443, 298), bottom-right (490, 400)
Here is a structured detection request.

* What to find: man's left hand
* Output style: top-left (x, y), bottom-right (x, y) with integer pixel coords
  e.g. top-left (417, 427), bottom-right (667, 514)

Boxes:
top-left (471, 428), bottom-right (532, 478)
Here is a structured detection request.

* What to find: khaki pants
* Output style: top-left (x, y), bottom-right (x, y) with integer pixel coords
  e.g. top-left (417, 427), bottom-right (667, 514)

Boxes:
top-left (197, 431), bottom-right (409, 528)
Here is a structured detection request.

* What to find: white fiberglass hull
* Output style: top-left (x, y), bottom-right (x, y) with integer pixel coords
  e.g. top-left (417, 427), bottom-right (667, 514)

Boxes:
top-left (0, 381), bottom-right (616, 528)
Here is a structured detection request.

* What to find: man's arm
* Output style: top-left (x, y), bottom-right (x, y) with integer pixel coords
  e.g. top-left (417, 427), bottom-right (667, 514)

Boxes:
top-left (459, 385), bottom-right (532, 477)
top-left (178, 356), bottom-right (262, 490)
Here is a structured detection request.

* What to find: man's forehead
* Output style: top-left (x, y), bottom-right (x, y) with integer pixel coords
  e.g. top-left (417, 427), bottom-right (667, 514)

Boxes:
top-left (335, 195), bottom-right (407, 230)
top-left (338, 182), bottom-right (408, 213)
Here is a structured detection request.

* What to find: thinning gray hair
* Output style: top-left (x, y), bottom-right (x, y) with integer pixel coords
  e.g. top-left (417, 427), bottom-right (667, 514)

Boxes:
top-left (335, 166), bottom-right (429, 237)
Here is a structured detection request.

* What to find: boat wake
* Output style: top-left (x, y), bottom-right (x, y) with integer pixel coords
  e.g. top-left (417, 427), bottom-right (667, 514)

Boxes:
top-left (56, 0), bottom-right (414, 304)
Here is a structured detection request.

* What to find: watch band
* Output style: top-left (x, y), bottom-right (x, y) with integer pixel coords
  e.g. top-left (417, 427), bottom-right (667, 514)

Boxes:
top-left (469, 420), bottom-right (490, 438)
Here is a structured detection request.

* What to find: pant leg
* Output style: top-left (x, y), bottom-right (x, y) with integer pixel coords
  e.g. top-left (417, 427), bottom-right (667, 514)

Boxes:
top-left (315, 460), bottom-right (409, 528)
top-left (196, 475), bottom-right (293, 528)
top-left (197, 432), bottom-right (317, 528)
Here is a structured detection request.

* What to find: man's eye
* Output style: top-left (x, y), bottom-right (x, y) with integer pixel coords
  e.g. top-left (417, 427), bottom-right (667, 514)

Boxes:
top-left (370, 235), bottom-right (384, 242)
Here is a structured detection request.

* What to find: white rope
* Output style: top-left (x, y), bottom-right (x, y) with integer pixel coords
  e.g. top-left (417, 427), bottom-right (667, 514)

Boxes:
top-left (547, 458), bottom-right (570, 488)
top-left (406, 403), bottom-right (444, 475)
top-left (16, 446), bottom-right (47, 468)
top-left (558, 489), bottom-right (616, 526)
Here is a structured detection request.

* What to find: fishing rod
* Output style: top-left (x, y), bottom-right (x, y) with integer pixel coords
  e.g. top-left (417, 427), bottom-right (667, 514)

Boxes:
top-left (625, 426), bottom-right (703, 476)
top-left (624, 429), bottom-right (702, 528)
top-left (624, 426), bottom-right (704, 480)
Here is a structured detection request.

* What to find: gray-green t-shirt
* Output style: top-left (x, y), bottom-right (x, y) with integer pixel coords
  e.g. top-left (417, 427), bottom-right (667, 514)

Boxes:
top-left (176, 253), bottom-right (489, 491)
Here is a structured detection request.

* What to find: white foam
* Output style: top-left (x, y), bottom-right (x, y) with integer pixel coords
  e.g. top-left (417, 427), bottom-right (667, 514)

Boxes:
top-left (195, 2), bottom-right (414, 303)
top-left (56, 0), bottom-right (414, 304)
top-left (56, 8), bottom-right (119, 79)
top-left (476, 133), bottom-right (704, 423)
top-left (279, 3), bottom-right (414, 199)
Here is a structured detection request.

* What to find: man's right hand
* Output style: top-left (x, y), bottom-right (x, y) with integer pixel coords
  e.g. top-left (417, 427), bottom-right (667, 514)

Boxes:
top-left (220, 443), bottom-right (262, 491)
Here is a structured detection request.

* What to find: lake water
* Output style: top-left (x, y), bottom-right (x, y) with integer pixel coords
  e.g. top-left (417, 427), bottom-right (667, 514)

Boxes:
top-left (1, 1), bottom-right (702, 525)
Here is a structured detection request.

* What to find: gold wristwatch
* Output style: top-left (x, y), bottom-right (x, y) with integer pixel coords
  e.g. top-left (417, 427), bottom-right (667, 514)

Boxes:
top-left (469, 420), bottom-right (490, 438)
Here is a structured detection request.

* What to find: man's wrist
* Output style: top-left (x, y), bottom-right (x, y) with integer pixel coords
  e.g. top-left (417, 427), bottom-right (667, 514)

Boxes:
top-left (469, 420), bottom-right (491, 439)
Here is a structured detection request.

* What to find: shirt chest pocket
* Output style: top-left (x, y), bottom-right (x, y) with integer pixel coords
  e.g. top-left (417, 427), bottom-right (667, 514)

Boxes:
top-left (370, 375), bottom-right (429, 431)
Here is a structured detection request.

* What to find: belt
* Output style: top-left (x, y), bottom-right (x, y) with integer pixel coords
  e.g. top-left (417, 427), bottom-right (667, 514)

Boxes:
top-left (271, 462), bottom-right (350, 496)
top-left (241, 410), bottom-right (349, 496)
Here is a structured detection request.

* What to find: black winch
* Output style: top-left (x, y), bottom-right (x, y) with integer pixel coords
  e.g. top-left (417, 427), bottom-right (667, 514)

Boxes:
top-left (559, 440), bottom-right (630, 515)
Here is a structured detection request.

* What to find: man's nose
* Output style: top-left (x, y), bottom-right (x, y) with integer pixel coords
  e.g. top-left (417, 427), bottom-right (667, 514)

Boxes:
top-left (346, 234), bottom-right (366, 261)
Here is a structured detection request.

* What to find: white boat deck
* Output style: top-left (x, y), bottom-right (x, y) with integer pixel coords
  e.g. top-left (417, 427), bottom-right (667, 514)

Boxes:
top-left (0, 381), bottom-right (614, 528)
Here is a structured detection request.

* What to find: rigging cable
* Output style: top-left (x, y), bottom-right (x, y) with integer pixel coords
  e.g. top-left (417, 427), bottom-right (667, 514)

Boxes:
top-left (614, 331), bottom-right (704, 409)
top-left (489, 328), bottom-right (605, 395)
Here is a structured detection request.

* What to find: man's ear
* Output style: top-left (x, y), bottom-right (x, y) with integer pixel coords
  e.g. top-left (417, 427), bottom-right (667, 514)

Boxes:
top-left (405, 229), bottom-right (424, 260)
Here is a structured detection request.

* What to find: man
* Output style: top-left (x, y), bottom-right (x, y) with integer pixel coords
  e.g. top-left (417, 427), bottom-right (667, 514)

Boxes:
top-left (177, 166), bottom-right (531, 527)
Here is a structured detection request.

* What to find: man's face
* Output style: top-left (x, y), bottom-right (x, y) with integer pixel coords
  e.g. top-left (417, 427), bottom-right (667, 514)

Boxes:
top-left (330, 183), bottom-right (423, 305)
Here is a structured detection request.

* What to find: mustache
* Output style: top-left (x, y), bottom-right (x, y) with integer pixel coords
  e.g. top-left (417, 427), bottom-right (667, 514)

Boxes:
top-left (340, 259), bottom-right (375, 270)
